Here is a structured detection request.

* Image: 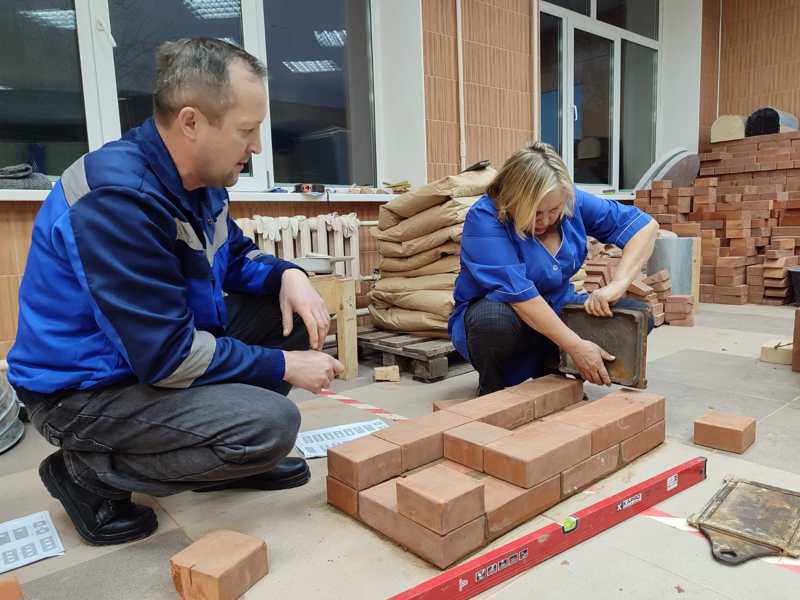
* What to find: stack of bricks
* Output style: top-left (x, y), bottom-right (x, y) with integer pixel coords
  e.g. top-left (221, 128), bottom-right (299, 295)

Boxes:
top-left (327, 374), bottom-right (666, 569)
top-left (582, 239), bottom-right (622, 293)
top-left (664, 295), bottom-right (694, 326)
top-left (626, 277), bottom-right (663, 326)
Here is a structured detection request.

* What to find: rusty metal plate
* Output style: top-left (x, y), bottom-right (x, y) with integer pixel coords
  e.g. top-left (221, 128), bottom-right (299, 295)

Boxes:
top-left (558, 305), bottom-right (648, 388)
top-left (688, 477), bottom-right (800, 565)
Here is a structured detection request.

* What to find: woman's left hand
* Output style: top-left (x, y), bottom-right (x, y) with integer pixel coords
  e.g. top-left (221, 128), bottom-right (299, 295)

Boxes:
top-left (585, 281), bottom-right (627, 317)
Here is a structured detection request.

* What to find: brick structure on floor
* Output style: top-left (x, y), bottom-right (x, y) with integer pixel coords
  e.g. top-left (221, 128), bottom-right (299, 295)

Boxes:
top-left (326, 377), bottom-right (667, 569)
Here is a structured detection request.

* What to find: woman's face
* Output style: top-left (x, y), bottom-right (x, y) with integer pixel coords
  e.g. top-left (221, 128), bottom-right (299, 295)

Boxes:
top-left (532, 188), bottom-right (567, 236)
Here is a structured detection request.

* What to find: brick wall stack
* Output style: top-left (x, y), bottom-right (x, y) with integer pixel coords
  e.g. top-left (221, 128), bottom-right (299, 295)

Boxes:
top-left (326, 374), bottom-right (665, 569)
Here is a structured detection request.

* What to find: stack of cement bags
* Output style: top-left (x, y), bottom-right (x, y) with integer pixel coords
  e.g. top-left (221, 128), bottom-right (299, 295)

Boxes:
top-left (368, 167), bottom-right (497, 336)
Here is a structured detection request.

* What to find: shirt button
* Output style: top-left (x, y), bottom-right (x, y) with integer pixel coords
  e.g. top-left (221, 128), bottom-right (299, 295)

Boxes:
top-left (552, 264), bottom-right (559, 271)
top-left (207, 217), bottom-right (214, 225)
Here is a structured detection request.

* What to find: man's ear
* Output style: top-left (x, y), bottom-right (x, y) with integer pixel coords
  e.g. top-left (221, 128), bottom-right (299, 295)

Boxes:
top-left (176, 106), bottom-right (201, 141)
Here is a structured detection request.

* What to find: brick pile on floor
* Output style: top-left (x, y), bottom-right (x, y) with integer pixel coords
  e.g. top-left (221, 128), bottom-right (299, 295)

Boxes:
top-left (326, 374), bottom-right (665, 569)
top-left (634, 129), bottom-right (800, 306)
top-left (368, 168), bottom-right (496, 336)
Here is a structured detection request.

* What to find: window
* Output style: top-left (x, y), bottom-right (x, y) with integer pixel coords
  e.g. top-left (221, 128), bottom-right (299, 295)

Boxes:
top-left (263, 0), bottom-right (375, 186)
top-left (539, 1), bottom-right (659, 190)
top-left (546, 0), bottom-right (589, 15)
top-left (0, 1), bottom-right (89, 176)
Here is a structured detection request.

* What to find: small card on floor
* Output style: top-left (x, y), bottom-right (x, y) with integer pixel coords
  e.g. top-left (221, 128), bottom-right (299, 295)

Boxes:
top-left (295, 419), bottom-right (390, 458)
top-left (0, 511), bottom-right (64, 574)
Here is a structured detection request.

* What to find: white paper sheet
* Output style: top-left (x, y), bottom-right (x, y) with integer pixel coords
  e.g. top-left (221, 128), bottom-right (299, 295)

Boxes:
top-left (294, 419), bottom-right (390, 458)
top-left (0, 511), bottom-right (64, 574)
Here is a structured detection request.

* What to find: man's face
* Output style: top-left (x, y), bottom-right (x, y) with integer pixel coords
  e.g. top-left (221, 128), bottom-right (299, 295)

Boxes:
top-left (194, 61), bottom-right (266, 189)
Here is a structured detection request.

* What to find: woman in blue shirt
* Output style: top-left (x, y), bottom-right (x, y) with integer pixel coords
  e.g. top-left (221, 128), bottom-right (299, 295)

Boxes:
top-left (449, 142), bottom-right (658, 395)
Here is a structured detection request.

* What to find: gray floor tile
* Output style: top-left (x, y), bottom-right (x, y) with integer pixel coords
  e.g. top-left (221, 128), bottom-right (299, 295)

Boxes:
top-left (694, 310), bottom-right (795, 336)
top-left (741, 403), bottom-right (800, 474)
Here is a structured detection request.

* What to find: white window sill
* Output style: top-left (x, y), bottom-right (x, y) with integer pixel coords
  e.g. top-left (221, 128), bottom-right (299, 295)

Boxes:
top-left (0, 189), bottom-right (51, 201)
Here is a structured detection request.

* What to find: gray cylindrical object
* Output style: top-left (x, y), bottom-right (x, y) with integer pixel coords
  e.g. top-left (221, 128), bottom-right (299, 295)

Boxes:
top-left (647, 237), bottom-right (695, 295)
top-left (0, 368), bottom-right (24, 454)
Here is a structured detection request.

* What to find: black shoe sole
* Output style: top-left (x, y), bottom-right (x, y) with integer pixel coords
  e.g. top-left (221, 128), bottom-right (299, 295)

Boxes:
top-left (39, 456), bottom-right (158, 546)
top-left (193, 463), bottom-right (312, 493)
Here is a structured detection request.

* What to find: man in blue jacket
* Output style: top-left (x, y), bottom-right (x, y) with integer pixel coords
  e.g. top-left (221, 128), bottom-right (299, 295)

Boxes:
top-left (7, 38), bottom-right (343, 545)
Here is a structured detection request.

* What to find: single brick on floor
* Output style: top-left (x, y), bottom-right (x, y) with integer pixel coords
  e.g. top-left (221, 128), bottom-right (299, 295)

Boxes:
top-left (396, 464), bottom-right (485, 535)
top-left (483, 420), bottom-right (591, 488)
top-left (561, 444), bottom-right (620, 496)
top-left (170, 530), bottom-right (268, 600)
top-left (621, 421), bottom-right (666, 463)
top-left (326, 475), bottom-right (359, 517)
top-left (551, 394), bottom-right (645, 454)
top-left (444, 389), bottom-right (534, 430)
top-left (694, 411), bottom-right (756, 453)
top-left (443, 421), bottom-right (512, 471)
top-left (327, 435), bottom-right (402, 490)
top-left (374, 411), bottom-right (473, 471)
top-left (508, 374), bottom-right (584, 418)
top-left (358, 479), bottom-right (486, 569)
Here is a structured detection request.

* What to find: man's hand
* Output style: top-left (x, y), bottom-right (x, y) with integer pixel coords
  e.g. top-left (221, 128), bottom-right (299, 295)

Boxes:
top-left (279, 269), bottom-right (331, 350)
top-left (564, 338), bottom-right (615, 386)
top-left (283, 350), bottom-right (344, 394)
top-left (585, 281), bottom-right (627, 318)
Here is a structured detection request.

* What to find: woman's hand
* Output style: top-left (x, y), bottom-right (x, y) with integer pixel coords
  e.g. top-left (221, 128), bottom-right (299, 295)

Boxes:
top-left (585, 281), bottom-right (627, 317)
top-left (564, 338), bottom-right (615, 385)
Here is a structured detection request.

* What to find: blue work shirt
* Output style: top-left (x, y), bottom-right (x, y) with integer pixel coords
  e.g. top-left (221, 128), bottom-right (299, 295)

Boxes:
top-left (449, 188), bottom-right (653, 383)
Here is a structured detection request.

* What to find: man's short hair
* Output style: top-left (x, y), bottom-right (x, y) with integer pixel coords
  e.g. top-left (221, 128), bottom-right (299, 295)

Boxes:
top-left (153, 37), bottom-right (266, 126)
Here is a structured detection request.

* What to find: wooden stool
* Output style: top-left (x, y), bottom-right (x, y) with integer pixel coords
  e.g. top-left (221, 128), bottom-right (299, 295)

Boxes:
top-left (310, 276), bottom-right (358, 380)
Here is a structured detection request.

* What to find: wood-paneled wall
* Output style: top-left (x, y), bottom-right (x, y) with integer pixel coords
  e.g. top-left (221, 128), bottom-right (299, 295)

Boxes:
top-left (422, 0), bottom-right (539, 182)
top-left (699, 0), bottom-right (721, 152)
top-left (701, 0), bottom-right (800, 149)
top-left (0, 200), bottom-right (380, 359)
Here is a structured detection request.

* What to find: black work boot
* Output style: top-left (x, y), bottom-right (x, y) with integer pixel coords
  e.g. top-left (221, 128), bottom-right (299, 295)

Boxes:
top-left (39, 451), bottom-right (158, 545)
top-left (193, 457), bottom-right (311, 492)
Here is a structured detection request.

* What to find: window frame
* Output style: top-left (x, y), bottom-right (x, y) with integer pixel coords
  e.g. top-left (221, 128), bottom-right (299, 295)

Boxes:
top-left (540, 0), bottom-right (660, 192)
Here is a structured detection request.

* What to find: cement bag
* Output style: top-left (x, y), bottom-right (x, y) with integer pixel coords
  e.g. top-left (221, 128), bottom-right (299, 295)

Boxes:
top-left (378, 224), bottom-right (463, 258)
top-left (377, 167), bottom-right (496, 230)
top-left (372, 197), bottom-right (480, 243)
top-left (368, 304), bottom-right (448, 332)
top-left (368, 288), bottom-right (454, 319)
top-left (379, 242), bottom-right (460, 272)
top-left (384, 255), bottom-right (460, 278)
top-left (374, 273), bottom-right (458, 292)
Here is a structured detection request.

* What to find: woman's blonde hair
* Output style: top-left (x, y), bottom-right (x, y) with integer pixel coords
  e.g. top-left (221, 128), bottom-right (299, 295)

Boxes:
top-left (487, 141), bottom-right (575, 238)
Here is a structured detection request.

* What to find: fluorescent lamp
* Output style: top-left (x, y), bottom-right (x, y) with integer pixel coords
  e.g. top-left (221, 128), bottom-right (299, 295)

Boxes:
top-left (0, 86), bottom-right (12, 91)
top-left (19, 9), bottom-right (76, 30)
top-left (314, 30), bottom-right (347, 48)
top-left (182, 0), bottom-right (241, 20)
top-left (282, 60), bottom-right (340, 73)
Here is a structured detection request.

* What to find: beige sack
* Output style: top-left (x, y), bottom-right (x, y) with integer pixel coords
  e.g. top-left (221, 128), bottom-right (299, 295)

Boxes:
top-left (383, 255), bottom-right (460, 278)
top-left (368, 304), bottom-right (448, 332)
top-left (372, 196), bottom-right (479, 243)
top-left (379, 242), bottom-right (460, 272)
top-left (374, 273), bottom-right (458, 293)
top-left (377, 167), bottom-right (496, 230)
top-left (368, 288), bottom-right (454, 319)
top-left (378, 224), bottom-right (463, 258)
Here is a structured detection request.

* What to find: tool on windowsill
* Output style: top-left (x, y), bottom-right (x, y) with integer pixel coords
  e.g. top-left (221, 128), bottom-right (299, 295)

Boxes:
top-left (294, 183), bottom-right (326, 194)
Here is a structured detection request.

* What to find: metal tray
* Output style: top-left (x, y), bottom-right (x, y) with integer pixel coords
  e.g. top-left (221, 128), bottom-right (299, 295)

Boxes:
top-left (558, 304), bottom-right (648, 388)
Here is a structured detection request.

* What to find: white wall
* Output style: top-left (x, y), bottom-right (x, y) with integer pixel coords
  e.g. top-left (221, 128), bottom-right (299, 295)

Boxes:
top-left (656, 0), bottom-right (703, 157)
top-left (371, 0), bottom-right (428, 187)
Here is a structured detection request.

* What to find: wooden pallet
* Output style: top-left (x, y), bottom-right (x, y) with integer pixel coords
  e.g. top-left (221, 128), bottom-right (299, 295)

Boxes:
top-left (356, 328), bottom-right (474, 383)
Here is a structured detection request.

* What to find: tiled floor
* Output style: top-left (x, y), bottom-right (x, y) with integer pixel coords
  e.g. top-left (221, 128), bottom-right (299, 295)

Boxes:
top-left (2, 302), bottom-right (799, 599)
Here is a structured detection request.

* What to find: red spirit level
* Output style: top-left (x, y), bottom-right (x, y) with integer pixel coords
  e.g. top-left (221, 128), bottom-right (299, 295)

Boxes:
top-left (389, 457), bottom-right (708, 600)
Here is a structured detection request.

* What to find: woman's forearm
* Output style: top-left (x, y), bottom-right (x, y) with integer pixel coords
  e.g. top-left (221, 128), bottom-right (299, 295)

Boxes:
top-left (610, 219), bottom-right (659, 288)
top-left (511, 296), bottom-right (582, 352)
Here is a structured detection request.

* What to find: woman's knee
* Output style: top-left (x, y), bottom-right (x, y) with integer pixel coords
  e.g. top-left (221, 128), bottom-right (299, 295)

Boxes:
top-left (464, 299), bottom-right (522, 339)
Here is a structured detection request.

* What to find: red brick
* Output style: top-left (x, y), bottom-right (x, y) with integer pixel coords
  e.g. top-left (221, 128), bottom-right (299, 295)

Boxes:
top-left (358, 479), bottom-right (486, 568)
top-left (396, 464), bottom-right (485, 535)
top-left (694, 411), bottom-right (756, 453)
top-left (561, 445), bottom-right (620, 496)
top-left (621, 421), bottom-right (666, 463)
top-left (444, 389), bottom-right (533, 430)
top-left (0, 577), bottom-right (22, 600)
top-left (667, 316), bottom-right (696, 326)
top-left (551, 395), bottom-right (645, 454)
top-left (326, 476), bottom-right (359, 518)
top-left (374, 411), bottom-right (473, 471)
top-left (171, 530), bottom-right (268, 600)
top-left (606, 390), bottom-right (666, 428)
top-left (643, 269), bottom-right (670, 284)
top-left (443, 421), bottom-right (512, 471)
top-left (482, 474), bottom-right (561, 539)
top-left (433, 398), bottom-right (468, 412)
top-left (509, 374), bottom-right (584, 418)
top-left (664, 304), bottom-right (692, 316)
top-left (327, 435), bottom-right (402, 490)
top-left (665, 294), bottom-right (693, 304)
top-left (483, 421), bottom-right (591, 488)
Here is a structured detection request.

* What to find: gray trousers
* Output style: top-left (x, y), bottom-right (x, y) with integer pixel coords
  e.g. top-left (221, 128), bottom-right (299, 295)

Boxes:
top-left (20, 294), bottom-right (308, 498)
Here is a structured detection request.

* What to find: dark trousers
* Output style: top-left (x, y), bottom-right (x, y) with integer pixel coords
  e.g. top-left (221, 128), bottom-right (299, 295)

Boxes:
top-left (465, 297), bottom-right (652, 396)
top-left (17, 294), bottom-right (309, 498)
